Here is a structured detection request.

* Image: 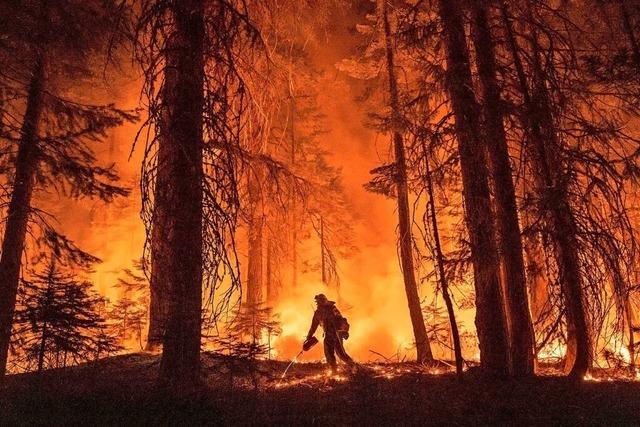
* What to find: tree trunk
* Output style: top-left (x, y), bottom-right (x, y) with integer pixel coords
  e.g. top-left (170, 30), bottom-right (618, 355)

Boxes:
top-left (530, 22), bottom-right (591, 381)
top-left (158, 0), bottom-right (205, 386)
top-left (290, 98), bottom-right (298, 290)
top-left (246, 170), bottom-right (264, 307)
top-left (521, 209), bottom-right (550, 327)
top-left (0, 86), bottom-right (5, 135)
top-left (437, 0), bottom-right (509, 376)
top-left (266, 237), bottom-right (274, 304)
top-left (470, 1), bottom-right (534, 376)
top-left (604, 247), bottom-right (636, 371)
top-left (521, 209), bottom-right (552, 367)
top-left (500, 3), bottom-right (591, 378)
top-left (123, 310), bottom-right (128, 342)
top-left (320, 216), bottom-right (327, 285)
top-left (379, 0), bottom-right (434, 363)
top-left (422, 141), bottom-right (463, 378)
top-left (38, 260), bottom-right (55, 373)
top-left (499, 5), bottom-right (551, 349)
top-left (0, 54), bottom-right (46, 378)
top-left (37, 319), bottom-right (47, 373)
top-left (626, 296), bottom-right (636, 369)
top-left (146, 77), bottom-right (176, 350)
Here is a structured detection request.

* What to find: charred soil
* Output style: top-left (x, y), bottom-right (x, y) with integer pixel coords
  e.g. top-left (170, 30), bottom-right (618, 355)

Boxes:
top-left (1, 353), bottom-right (639, 426)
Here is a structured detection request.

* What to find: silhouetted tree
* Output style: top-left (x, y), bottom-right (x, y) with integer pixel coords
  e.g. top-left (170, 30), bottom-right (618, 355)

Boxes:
top-left (109, 262), bottom-right (148, 350)
top-left (136, 0), bottom-right (258, 385)
top-left (12, 258), bottom-right (119, 373)
top-left (140, 0), bottom-right (205, 385)
top-left (469, 0), bottom-right (534, 376)
top-left (377, 0), bottom-right (434, 364)
top-left (0, 0), bottom-right (134, 377)
top-left (435, 0), bottom-right (509, 376)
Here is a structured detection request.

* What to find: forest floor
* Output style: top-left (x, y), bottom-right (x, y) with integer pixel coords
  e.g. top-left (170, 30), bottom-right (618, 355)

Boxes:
top-left (2, 352), bottom-right (640, 426)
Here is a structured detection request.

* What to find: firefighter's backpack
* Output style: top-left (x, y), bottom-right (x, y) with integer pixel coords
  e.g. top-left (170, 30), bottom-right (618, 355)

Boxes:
top-left (333, 307), bottom-right (350, 340)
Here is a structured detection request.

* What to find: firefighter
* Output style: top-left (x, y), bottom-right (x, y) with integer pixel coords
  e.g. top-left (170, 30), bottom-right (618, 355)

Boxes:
top-left (305, 293), bottom-right (355, 374)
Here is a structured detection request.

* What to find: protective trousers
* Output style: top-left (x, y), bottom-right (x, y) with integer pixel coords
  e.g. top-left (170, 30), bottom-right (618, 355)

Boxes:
top-left (324, 332), bottom-right (353, 372)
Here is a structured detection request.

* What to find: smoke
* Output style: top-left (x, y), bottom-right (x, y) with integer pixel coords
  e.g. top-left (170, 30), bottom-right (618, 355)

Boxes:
top-left (41, 6), bottom-right (470, 363)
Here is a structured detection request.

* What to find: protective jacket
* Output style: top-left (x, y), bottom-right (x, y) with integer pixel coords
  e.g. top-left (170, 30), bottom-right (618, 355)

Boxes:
top-left (306, 300), bottom-right (353, 372)
top-left (306, 301), bottom-right (343, 339)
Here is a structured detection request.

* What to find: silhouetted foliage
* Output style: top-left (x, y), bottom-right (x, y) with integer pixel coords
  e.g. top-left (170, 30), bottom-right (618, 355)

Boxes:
top-left (108, 261), bottom-right (148, 350)
top-left (0, 0), bottom-right (136, 376)
top-left (11, 258), bottom-right (120, 373)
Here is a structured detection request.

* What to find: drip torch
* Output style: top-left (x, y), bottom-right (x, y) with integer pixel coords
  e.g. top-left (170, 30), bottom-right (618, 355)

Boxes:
top-left (280, 336), bottom-right (319, 379)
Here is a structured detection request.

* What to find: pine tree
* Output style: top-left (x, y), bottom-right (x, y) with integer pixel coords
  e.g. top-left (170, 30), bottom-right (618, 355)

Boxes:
top-left (468, 1), bottom-right (535, 376)
top-left (340, 1), bottom-right (436, 363)
top-left (12, 258), bottom-right (119, 373)
top-left (109, 262), bottom-right (148, 350)
top-left (435, 0), bottom-right (509, 376)
top-left (499, 2), bottom-right (591, 377)
top-left (154, 0), bottom-right (205, 384)
top-left (492, 0), bottom-right (640, 376)
top-left (0, 0), bottom-right (135, 377)
top-left (136, 0), bottom-right (258, 385)
top-left (378, 0), bottom-right (434, 363)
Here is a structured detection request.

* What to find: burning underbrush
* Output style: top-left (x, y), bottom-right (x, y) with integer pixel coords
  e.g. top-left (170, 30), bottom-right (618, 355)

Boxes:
top-left (200, 351), bottom-right (457, 391)
top-left (200, 351), bottom-right (640, 391)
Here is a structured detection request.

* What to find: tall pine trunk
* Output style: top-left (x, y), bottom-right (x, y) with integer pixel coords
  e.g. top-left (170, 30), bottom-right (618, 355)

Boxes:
top-left (266, 237), bottom-right (274, 303)
top-left (146, 176), bottom-right (170, 351)
top-left (0, 54), bottom-right (46, 377)
top-left (320, 216), bottom-right (327, 285)
top-left (522, 208), bottom-right (552, 366)
top-left (437, 0), bottom-right (509, 375)
top-left (379, 0), bottom-right (434, 363)
top-left (470, 1), bottom-right (534, 376)
top-left (246, 170), bottom-right (264, 306)
top-left (625, 297), bottom-right (636, 369)
top-left (146, 66), bottom-right (177, 350)
top-left (289, 98), bottom-right (298, 290)
top-left (0, 87), bottom-right (5, 134)
top-left (158, 0), bottom-right (205, 385)
top-left (500, 3), bottom-right (591, 378)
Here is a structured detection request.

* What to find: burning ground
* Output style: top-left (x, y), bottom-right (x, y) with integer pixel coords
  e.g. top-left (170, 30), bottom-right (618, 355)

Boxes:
top-left (2, 353), bottom-right (640, 425)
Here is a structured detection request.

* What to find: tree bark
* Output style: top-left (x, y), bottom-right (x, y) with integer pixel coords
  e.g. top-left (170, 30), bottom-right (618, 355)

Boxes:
top-left (146, 68), bottom-right (177, 350)
top-left (470, 1), bottom-right (534, 376)
top-left (379, 0), bottom-right (434, 363)
top-left (266, 237), bottom-right (274, 304)
top-left (246, 169), bottom-right (264, 307)
top-left (290, 98), bottom-right (298, 290)
top-left (320, 216), bottom-right (327, 285)
top-left (522, 209), bottom-right (552, 366)
top-left (158, 0), bottom-right (205, 386)
top-left (500, 3), bottom-right (591, 378)
top-left (437, 0), bottom-right (509, 376)
top-left (0, 86), bottom-right (5, 135)
top-left (625, 296), bottom-right (636, 369)
top-left (0, 54), bottom-right (46, 378)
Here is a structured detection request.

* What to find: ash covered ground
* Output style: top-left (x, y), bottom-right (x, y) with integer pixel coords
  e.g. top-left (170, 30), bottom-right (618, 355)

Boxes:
top-left (2, 352), bottom-right (640, 425)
